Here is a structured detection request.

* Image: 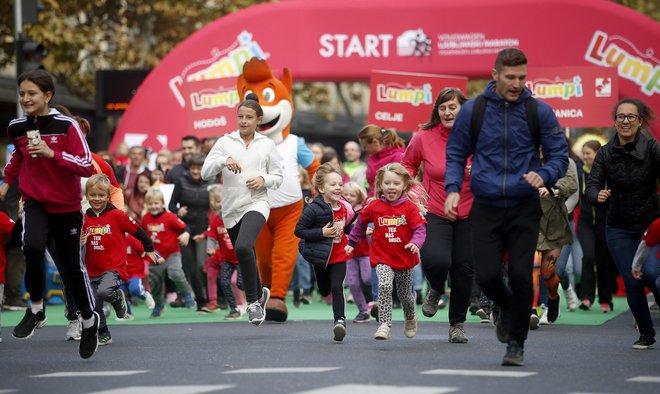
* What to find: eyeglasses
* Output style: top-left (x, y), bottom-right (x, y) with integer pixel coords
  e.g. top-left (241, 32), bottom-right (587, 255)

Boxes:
top-left (615, 114), bottom-right (639, 123)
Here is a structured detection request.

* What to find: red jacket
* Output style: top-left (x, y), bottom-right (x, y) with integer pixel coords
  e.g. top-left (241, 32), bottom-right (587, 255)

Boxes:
top-left (402, 125), bottom-right (473, 219)
top-left (6, 109), bottom-right (93, 213)
top-left (206, 213), bottom-right (237, 264)
top-left (0, 212), bottom-right (15, 283)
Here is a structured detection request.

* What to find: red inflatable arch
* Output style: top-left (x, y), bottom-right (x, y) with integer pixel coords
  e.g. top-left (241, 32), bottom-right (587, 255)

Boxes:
top-left (112, 0), bottom-right (659, 151)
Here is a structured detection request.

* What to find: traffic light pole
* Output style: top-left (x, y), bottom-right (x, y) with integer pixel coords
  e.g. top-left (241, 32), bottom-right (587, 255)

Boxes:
top-left (15, 0), bottom-right (24, 118)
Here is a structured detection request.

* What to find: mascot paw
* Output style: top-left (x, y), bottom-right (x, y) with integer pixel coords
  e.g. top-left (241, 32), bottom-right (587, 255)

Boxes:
top-left (265, 298), bottom-right (288, 322)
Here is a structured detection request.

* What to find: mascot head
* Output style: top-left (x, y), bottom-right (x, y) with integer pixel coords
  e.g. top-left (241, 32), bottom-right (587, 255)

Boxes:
top-left (237, 58), bottom-right (293, 144)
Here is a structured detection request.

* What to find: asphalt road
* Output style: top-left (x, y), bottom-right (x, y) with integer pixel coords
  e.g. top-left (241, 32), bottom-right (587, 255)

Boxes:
top-left (1, 310), bottom-right (658, 394)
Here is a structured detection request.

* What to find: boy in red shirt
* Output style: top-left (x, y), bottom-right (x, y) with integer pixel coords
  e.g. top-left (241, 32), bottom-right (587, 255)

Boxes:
top-left (141, 188), bottom-right (195, 318)
top-left (125, 234), bottom-right (156, 310)
top-left (82, 174), bottom-right (161, 345)
top-left (205, 186), bottom-right (243, 319)
top-left (0, 209), bottom-right (19, 343)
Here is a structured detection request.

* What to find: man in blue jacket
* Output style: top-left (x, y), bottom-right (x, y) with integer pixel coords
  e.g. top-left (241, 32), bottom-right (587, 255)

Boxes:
top-left (444, 48), bottom-right (568, 366)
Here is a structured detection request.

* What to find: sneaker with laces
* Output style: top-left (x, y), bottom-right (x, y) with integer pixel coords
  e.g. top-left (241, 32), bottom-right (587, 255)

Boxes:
top-left (224, 309), bottom-right (241, 320)
top-left (632, 334), bottom-right (656, 349)
top-left (563, 285), bottom-right (578, 311)
top-left (65, 318), bottom-right (82, 340)
top-left (13, 308), bottom-right (47, 339)
top-left (247, 302), bottom-right (265, 325)
top-left (114, 291), bottom-right (128, 320)
top-left (79, 312), bottom-right (99, 359)
top-left (98, 328), bottom-right (112, 346)
top-left (352, 312), bottom-right (370, 323)
top-left (144, 291), bottom-right (156, 310)
top-left (529, 309), bottom-right (540, 330)
top-left (539, 304), bottom-right (550, 325)
top-left (492, 305), bottom-right (509, 343)
top-left (501, 340), bottom-right (525, 366)
top-left (547, 295), bottom-right (560, 323)
top-left (404, 317), bottom-right (418, 338)
top-left (578, 299), bottom-right (591, 311)
top-left (448, 323), bottom-right (468, 343)
top-left (150, 304), bottom-right (165, 318)
top-left (333, 318), bottom-right (347, 342)
top-left (374, 323), bottom-right (391, 340)
top-left (422, 289), bottom-right (442, 317)
top-left (202, 302), bottom-right (220, 313)
top-left (476, 307), bottom-right (491, 324)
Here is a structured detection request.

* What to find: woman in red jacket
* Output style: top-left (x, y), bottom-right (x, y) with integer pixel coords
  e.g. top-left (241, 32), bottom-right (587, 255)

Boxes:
top-left (402, 87), bottom-right (473, 343)
top-left (0, 69), bottom-right (98, 359)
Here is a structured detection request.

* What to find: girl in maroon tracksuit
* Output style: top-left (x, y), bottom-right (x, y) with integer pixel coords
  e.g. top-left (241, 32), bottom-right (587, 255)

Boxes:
top-left (1, 69), bottom-right (98, 359)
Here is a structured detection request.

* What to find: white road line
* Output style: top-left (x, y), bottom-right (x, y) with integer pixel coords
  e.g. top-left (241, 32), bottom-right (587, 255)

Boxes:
top-left (85, 385), bottom-right (235, 394)
top-left (420, 368), bottom-right (537, 378)
top-left (627, 376), bottom-right (660, 383)
top-left (0, 390), bottom-right (19, 394)
top-left (223, 367), bottom-right (342, 374)
top-left (292, 384), bottom-right (458, 394)
top-left (32, 371), bottom-right (150, 378)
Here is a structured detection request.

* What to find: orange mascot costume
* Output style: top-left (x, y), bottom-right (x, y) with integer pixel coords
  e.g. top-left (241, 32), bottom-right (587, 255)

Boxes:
top-left (237, 58), bottom-right (319, 321)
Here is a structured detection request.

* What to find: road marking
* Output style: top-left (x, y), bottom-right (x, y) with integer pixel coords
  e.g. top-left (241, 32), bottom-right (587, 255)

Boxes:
top-left (0, 390), bottom-right (19, 393)
top-left (32, 371), bottom-right (150, 378)
top-left (627, 376), bottom-right (660, 383)
top-left (224, 367), bottom-right (342, 374)
top-left (421, 369), bottom-right (537, 378)
top-left (292, 385), bottom-right (458, 394)
top-left (86, 385), bottom-right (235, 394)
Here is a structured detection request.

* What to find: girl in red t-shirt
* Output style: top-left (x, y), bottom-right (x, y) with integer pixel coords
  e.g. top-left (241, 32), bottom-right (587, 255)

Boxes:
top-left (347, 163), bottom-right (427, 341)
top-left (295, 163), bottom-right (356, 342)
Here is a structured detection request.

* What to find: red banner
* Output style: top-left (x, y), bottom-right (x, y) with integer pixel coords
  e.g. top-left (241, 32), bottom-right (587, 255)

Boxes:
top-left (183, 77), bottom-right (240, 137)
top-left (368, 71), bottom-right (467, 132)
top-left (526, 67), bottom-right (619, 128)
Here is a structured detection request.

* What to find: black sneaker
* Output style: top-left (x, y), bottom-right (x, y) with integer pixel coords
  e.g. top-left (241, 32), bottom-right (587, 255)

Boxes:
top-left (333, 318), bottom-right (347, 342)
top-left (98, 327), bottom-right (112, 346)
top-left (352, 312), bottom-right (370, 323)
top-left (547, 295), bottom-right (560, 323)
top-left (632, 334), bottom-right (656, 349)
top-left (502, 340), bottom-right (525, 366)
top-left (79, 312), bottom-right (100, 359)
top-left (370, 303), bottom-right (379, 322)
top-left (12, 309), bottom-right (47, 339)
top-left (114, 291), bottom-right (128, 320)
top-left (492, 305), bottom-right (509, 343)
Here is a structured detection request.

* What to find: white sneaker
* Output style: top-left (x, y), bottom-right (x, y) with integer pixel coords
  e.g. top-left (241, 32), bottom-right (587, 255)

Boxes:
top-left (563, 285), bottom-right (578, 312)
top-left (539, 304), bottom-right (550, 325)
top-left (404, 317), bottom-right (418, 338)
top-left (144, 291), bottom-right (156, 310)
top-left (374, 323), bottom-right (391, 340)
top-left (65, 318), bottom-right (82, 341)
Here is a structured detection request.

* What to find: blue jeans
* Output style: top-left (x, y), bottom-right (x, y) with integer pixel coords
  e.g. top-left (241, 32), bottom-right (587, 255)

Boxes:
top-left (556, 218), bottom-right (583, 288)
top-left (291, 253), bottom-right (312, 291)
top-left (606, 225), bottom-right (660, 337)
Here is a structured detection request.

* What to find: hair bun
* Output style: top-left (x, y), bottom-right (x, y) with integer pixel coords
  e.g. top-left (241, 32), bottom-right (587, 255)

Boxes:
top-left (245, 93), bottom-right (260, 103)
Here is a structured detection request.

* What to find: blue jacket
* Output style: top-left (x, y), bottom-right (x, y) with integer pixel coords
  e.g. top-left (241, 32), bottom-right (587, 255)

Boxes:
top-left (445, 81), bottom-right (568, 208)
top-left (294, 195), bottom-right (356, 268)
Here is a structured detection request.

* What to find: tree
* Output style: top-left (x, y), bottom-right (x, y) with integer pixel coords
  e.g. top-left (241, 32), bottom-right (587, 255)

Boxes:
top-left (0, 0), bottom-right (270, 100)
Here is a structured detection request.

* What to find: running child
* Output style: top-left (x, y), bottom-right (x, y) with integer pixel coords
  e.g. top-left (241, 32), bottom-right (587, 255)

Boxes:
top-left (141, 188), bottom-right (196, 317)
top-left (632, 217), bottom-right (660, 296)
top-left (295, 163), bottom-right (356, 341)
top-left (82, 174), bottom-right (162, 345)
top-left (342, 181), bottom-right (372, 323)
top-left (205, 185), bottom-right (244, 319)
top-left (346, 162), bottom-right (427, 340)
top-left (125, 233), bottom-right (156, 310)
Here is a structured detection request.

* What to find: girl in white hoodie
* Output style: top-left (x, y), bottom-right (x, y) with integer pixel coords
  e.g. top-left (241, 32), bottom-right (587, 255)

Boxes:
top-left (201, 94), bottom-right (283, 326)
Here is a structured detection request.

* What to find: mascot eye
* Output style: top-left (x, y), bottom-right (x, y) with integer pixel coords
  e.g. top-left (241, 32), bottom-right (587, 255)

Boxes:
top-left (261, 88), bottom-right (276, 103)
top-left (244, 90), bottom-right (255, 100)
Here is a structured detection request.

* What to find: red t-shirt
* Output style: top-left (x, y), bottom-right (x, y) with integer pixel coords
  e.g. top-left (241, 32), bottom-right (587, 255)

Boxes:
top-left (0, 212), bottom-right (15, 284)
top-left (643, 218), bottom-right (660, 259)
top-left (126, 234), bottom-right (148, 278)
top-left (328, 203), bottom-right (350, 264)
top-left (141, 211), bottom-right (187, 259)
top-left (83, 208), bottom-right (140, 280)
top-left (359, 199), bottom-right (427, 270)
top-left (207, 213), bottom-right (238, 264)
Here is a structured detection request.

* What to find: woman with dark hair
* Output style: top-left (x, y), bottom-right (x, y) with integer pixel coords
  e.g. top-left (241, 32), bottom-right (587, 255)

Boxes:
top-left (402, 87), bottom-right (474, 343)
top-left (201, 93), bottom-right (283, 325)
top-left (0, 69), bottom-right (99, 358)
top-left (586, 98), bottom-right (660, 349)
top-left (125, 171), bottom-right (152, 224)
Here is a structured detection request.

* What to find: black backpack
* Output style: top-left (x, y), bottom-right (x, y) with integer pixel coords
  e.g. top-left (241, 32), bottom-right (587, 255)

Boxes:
top-left (469, 95), bottom-right (541, 152)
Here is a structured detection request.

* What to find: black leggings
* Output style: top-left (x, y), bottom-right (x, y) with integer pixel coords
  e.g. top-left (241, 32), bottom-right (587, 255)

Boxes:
top-left (227, 211), bottom-right (266, 304)
top-left (577, 221), bottom-right (613, 304)
top-left (420, 214), bottom-right (474, 325)
top-left (314, 262), bottom-right (346, 320)
top-left (22, 199), bottom-right (95, 320)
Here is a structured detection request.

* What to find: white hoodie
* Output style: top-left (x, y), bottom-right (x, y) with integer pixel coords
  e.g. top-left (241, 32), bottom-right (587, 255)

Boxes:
top-left (201, 130), bottom-right (283, 228)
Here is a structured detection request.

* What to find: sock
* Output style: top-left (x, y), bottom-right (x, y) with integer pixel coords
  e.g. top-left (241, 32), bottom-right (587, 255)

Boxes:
top-left (30, 302), bottom-right (44, 314)
top-left (82, 316), bottom-right (95, 329)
